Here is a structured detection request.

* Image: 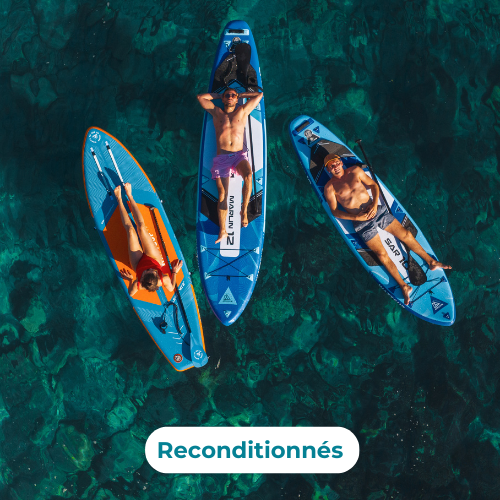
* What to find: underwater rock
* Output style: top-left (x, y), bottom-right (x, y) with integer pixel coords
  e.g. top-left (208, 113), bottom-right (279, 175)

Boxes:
top-left (100, 431), bottom-right (145, 482)
top-left (330, 86), bottom-right (377, 142)
top-left (32, 332), bottom-right (77, 375)
top-left (93, 488), bottom-right (121, 500)
top-left (281, 311), bottom-right (321, 357)
top-left (311, 344), bottom-right (350, 388)
top-left (59, 357), bottom-right (122, 430)
top-left (47, 425), bottom-right (94, 473)
top-left (141, 389), bottom-right (182, 427)
top-left (10, 74), bottom-right (57, 109)
top-left (261, 382), bottom-right (295, 426)
top-left (214, 381), bottom-right (259, 421)
top-left (32, 0), bottom-right (76, 49)
top-left (133, 18), bottom-right (178, 54)
top-left (20, 297), bottom-right (46, 334)
top-left (250, 289), bottom-right (294, 325)
top-left (106, 397), bottom-right (137, 432)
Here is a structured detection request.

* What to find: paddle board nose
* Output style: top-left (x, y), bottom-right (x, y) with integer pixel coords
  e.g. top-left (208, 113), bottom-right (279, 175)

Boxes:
top-left (224, 20), bottom-right (251, 32)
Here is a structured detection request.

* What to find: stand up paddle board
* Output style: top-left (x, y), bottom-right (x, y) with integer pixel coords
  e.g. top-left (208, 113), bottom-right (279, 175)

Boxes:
top-left (289, 116), bottom-right (455, 326)
top-left (83, 127), bottom-right (208, 370)
top-left (197, 20), bottom-right (267, 326)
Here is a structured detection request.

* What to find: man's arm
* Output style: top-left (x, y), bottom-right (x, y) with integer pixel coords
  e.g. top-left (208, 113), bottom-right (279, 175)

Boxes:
top-left (357, 169), bottom-right (380, 219)
top-left (196, 93), bottom-right (222, 116)
top-left (241, 91), bottom-right (263, 114)
top-left (324, 182), bottom-right (363, 221)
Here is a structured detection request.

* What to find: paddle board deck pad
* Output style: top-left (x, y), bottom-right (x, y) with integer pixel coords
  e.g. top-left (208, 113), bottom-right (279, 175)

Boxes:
top-left (197, 20), bottom-right (266, 325)
top-left (83, 127), bottom-right (208, 370)
top-left (289, 116), bottom-right (455, 326)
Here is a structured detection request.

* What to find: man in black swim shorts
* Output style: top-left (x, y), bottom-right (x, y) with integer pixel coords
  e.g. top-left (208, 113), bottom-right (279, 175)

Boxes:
top-left (323, 154), bottom-right (451, 304)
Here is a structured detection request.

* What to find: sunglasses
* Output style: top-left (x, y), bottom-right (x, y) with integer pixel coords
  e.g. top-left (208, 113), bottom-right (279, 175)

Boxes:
top-left (325, 158), bottom-right (342, 167)
top-left (224, 93), bottom-right (238, 98)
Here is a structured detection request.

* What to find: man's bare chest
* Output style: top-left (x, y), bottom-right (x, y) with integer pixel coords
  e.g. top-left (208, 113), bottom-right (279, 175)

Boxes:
top-left (333, 175), bottom-right (364, 199)
top-left (215, 110), bottom-right (245, 129)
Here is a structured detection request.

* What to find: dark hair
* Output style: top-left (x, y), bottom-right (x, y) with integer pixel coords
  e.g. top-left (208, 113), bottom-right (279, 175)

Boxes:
top-left (140, 269), bottom-right (160, 292)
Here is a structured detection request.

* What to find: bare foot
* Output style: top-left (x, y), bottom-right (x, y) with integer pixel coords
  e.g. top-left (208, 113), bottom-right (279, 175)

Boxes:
top-left (114, 185), bottom-right (122, 199)
top-left (241, 210), bottom-right (248, 227)
top-left (124, 182), bottom-right (132, 198)
top-left (428, 259), bottom-right (452, 271)
top-left (215, 229), bottom-right (228, 244)
top-left (402, 284), bottom-right (413, 305)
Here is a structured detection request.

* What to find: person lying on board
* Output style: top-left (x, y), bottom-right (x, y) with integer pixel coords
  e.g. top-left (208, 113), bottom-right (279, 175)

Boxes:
top-left (114, 183), bottom-right (182, 296)
top-left (196, 87), bottom-right (264, 244)
top-left (323, 154), bottom-right (451, 305)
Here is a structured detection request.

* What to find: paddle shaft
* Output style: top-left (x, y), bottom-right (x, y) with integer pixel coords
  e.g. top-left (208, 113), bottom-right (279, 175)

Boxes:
top-left (91, 148), bottom-right (113, 197)
top-left (150, 207), bottom-right (191, 334)
top-left (104, 142), bottom-right (143, 245)
top-left (246, 102), bottom-right (259, 214)
top-left (236, 41), bottom-right (259, 214)
top-left (106, 142), bottom-right (125, 185)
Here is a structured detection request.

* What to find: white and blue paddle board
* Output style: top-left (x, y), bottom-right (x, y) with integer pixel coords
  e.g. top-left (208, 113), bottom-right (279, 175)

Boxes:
top-left (83, 128), bottom-right (208, 370)
top-left (289, 116), bottom-right (455, 326)
top-left (197, 21), bottom-right (267, 326)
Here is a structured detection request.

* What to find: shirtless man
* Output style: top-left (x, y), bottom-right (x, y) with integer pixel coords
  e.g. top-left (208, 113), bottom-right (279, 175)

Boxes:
top-left (197, 88), bottom-right (264, 243)
top-left (323, 154), bottom-right (451, 304)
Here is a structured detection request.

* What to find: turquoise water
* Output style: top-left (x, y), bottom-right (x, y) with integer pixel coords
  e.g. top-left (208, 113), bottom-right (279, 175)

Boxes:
top-left (1, 0), bottom-right (499, 498)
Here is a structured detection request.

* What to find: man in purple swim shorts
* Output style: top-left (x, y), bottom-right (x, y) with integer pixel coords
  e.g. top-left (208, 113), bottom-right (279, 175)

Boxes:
top-left (197, 87), bottom-right (263, 244)
top-left (211, 149), bottom-right (249, 180)
top-left (323, 154), bottom-right (451, 305)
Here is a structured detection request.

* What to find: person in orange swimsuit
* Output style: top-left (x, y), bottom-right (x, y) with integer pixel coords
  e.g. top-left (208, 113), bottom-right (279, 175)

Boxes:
top-left (114, 183), bottom-right (182, 296)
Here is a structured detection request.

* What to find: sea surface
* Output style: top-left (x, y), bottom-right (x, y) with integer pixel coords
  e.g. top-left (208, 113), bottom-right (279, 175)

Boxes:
top-left (1, 0), bottom-right (499, 498)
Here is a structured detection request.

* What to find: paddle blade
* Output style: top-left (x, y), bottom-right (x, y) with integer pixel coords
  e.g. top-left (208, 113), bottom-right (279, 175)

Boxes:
top-left (235, 43), bottom-right (251, 87)
top-left (406, 251), bottom-right (427, 286)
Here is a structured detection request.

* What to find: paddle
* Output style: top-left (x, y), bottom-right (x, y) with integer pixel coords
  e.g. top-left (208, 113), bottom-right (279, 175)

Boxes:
top-left (233, 43), bottom-right (260, 215)
top-left (150, 207), bottom-right (207, 368)
top-left (355, 139), bottom-right (427, 286)
top-left (90, 148), bottom-right (113, 197)
top-left (246, 105), bottom-right (259, 215)
top-left (235, 43), bottom-right (251, 89)
top-left (149, 207), bottom-right (191, 335)
top-left (106, 141), bottom-right (126, 188)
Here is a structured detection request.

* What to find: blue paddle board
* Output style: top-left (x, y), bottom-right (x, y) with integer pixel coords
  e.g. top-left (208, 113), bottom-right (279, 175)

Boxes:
top-left (83, 127), bottom-right (208, 370)
top-left (197, 21), bottom-right (267, 326)
top-left (289, 116), bottom-right (455, 326)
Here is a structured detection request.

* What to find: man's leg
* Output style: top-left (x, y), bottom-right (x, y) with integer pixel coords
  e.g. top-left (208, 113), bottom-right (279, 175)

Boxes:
top-left (215, 176), bottom-right (230, 244)
top-left (384, 220), bottom-right (452, 271)
top-left (365, 233), bottom-right (413, 304)
top-left (122, 183), bottom-right (163, 264)
top-left (114, 186), bottom-right (143, 271)
top-left (236, 159), bottom-right (252, 227)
